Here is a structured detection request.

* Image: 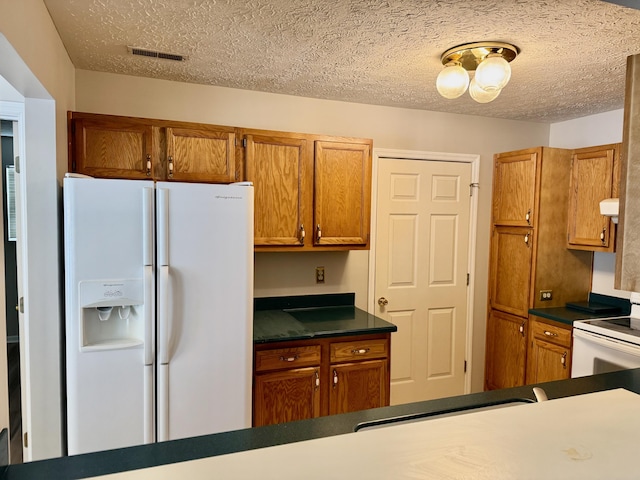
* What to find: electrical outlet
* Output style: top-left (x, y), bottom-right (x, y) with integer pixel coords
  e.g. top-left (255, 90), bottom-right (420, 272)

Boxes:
top-left (316, 266), bottom-right (325, 284)
top-left (540, 290), bottom-right (553, 301)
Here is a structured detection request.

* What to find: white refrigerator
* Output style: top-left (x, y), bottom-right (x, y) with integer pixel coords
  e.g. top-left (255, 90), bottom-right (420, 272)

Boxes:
top-left (63, 176), bottom-right (254, 455)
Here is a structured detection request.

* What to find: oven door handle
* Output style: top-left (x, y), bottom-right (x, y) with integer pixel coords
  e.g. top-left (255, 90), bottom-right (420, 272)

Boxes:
top-left (574, 328), bottom-right (640, 357)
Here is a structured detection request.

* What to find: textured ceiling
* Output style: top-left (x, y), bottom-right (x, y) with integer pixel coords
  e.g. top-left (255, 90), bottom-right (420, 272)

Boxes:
top-left (43, 0), bottom-right (640, 123)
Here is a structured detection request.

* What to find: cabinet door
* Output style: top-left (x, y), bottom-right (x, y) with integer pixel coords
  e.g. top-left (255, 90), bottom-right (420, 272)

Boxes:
top-left (71, 117), bottom-right (153, 179)
top-left (567, 145), bottom-right (619, 251)
top-left (526, 317), bottom-right (571, 384)
top-left (245, 133), bottom-right (311, 247)
top-left (166, 126), bottom-right (236, 182)
top-left (526, 338), bottom-right (571, 384)
top-left (492, 150), bottom-right (538, 226)
top-left (485, 310), bottom-right (527, 390)
top-left (314, 141), bottom-right (372, 246)
top-left (253, 367), bottom-right (320, 427)
top-left (329, 359), bottom-right (387, 415)
top-left (489, 226), bottom-right (534, 317)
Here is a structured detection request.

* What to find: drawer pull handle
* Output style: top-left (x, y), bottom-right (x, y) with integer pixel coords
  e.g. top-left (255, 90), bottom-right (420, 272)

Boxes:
top-left (168, 155), bottom-right (174, 179)
top-left (351, 348), bottom-right (370, 355)
top-left (543, 330), bottom-right (558, 337)
top-left (316, 224), bottom-right (322, 242)
top-left (525, 209), bottom-right (531, 225)
top-left (561, 351), bottom-right (567, 369)
top-left (299, 224), bottom-right (305, 245)
top-left (315, 371), bottom-right (320, 389)
top-left (600, 227), bottom-right (606, 243)
top-left (146, 154), bottom-right (152, 176)
top-left (333, 369), bottom-right (338, 387)
top-left (279, 355), bottom-right (299, 362)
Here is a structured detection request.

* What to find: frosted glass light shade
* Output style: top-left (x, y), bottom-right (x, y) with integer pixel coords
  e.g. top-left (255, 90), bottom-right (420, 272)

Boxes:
top-left (469, 77), bottom-right (501, 103)
top-left (475, 53), bottom-right (511, 92)
top-left (436, 63), bottom-right (470, 99)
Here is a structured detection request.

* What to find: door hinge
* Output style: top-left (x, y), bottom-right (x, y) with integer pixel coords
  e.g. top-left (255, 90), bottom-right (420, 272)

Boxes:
top-left (469, 182), bottom-right (479, 196)
top-left (464, 360), bottom-right (467, 373)
top-left (23, 431), bottom-right (28, 448)
top-left (14, 155), bottom-right (20, 174)
top-left (466, 273), bottom-right (470, 286)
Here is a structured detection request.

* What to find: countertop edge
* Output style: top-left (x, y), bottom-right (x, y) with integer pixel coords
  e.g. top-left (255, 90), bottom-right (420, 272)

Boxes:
top-left (6, 368), bottom-right (640, 480)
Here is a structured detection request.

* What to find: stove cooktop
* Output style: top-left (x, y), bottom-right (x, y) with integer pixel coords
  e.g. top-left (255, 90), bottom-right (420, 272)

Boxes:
top-left (575, 316), bottom-right (640, 345)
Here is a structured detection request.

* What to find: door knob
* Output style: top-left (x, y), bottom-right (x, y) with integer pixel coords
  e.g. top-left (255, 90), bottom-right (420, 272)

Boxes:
top-left (378, 297), bottom-right (389, 307)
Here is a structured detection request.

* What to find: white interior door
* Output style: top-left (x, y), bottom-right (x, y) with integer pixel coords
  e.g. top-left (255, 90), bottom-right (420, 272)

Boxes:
top-left (375, 157), bottom-right (472, 405)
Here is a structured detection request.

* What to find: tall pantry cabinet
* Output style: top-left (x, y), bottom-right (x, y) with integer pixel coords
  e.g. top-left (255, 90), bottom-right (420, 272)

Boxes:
top-left (484, 147), bottom-right (593, 391)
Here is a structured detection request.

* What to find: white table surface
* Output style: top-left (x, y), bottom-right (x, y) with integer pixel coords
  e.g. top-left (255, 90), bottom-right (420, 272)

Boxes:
top-left (94, 388), bottom-right (640, 479)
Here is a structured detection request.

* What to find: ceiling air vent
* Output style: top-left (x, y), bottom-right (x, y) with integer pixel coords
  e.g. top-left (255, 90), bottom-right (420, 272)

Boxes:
top-left (127, 46), bottom-right (187, 62)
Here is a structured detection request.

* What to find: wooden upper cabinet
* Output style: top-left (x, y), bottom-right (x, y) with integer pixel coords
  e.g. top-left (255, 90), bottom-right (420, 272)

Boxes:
top-left (489, 225), bottom-right (535, 318)
top-left (69, 115), bottom-right (154, 180)
top-left (314, 140), bottom-right (372, 246)
top-left (567, 144), bottom-right (620, 252)
top-left (492, 149), bottom-right (539, 226)
top-left (165, 126), bottom-right (236, 183)
top-left (244, 133), bottom-right (311, 248)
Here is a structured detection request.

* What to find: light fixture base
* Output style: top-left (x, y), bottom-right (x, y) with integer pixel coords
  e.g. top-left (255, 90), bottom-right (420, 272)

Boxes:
top-left (440, 42), bottom-right (519, 71)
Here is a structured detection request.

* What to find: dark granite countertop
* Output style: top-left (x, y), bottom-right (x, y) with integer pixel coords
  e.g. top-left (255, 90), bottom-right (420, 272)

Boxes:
top-left (529, 292), bottom-right (630, 326)
top-left (253, 293), bottom-right (397, 343)
top-left (6, 368), bottom-right (640, 480)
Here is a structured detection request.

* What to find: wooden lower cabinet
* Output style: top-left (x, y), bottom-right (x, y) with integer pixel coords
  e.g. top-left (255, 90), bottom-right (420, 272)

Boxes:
top-left (253, 333), bottom-right (390, 427)
top-left (253, 367), bottom-right (321, 427)
top-left (484, 309), bottom-right (528, 390)
top-left (526, 316), bottom-right (572, 384)
top-left (330, 360), bottom-right (387, 415)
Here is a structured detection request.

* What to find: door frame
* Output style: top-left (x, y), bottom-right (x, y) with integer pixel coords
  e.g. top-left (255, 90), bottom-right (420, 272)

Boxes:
top-left (368, 148), bottom-right (480, 394)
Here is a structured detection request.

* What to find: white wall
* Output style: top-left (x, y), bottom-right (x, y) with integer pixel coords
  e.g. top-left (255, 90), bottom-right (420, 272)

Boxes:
top-left (75, 69), bottom-right (551, 393)
top-left (549, 109), bottom-right (631, 299)
top-left (0, 0), bottom-right (76, 461)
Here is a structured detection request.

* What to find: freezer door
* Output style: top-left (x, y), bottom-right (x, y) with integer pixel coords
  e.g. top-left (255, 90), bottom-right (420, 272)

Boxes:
top-left (155, 182), bottom-right (253, 442)
top-left (63, 177), bottom-right (155, 454)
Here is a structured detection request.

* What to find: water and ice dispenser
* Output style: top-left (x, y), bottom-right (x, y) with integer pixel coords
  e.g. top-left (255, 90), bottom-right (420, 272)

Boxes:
top-left (79, 279), bottom-right (145, 351)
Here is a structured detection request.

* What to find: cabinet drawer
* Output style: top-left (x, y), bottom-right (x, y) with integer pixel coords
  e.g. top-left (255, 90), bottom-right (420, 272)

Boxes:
top-left (255, 345), bottom-right (321, 372)
top-left (330, 339), bottom-right (388, 362)
top-left (530, 320), bottom-right (571, 348)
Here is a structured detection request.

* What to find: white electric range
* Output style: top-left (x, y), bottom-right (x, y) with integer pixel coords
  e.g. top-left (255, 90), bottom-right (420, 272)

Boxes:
top-left (572, 292), bottom-right (640, 377)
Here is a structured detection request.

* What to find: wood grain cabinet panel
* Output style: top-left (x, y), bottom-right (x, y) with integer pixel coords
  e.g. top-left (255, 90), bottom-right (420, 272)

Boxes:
top-left (526, 316), bottom-right (572, 384)
top-left (253, 367), bottom-right (321, 427)
top-left (567, 144), bottom-right (620, 252)
top-left (70, 115), bottom-right (154, 180)
top-left (489, 226), bottom-right (534, 318)
top-left (485, 310), bottom-right (528, 391)
top-left (166, 126), bottom-right (236, 183)
top-left (314, 140), bottom-right (371, 246)
top-left (244, 133), bottom-right (311, 247)
top-left (329, 360), bottom-right (387, 415)
top-left (492, 150), bottom-right (538, 226)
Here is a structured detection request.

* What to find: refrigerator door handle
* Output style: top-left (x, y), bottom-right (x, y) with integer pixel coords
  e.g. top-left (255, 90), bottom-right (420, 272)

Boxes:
top-left (144, 366), bottom-right (154, 443)
top-left (158, 265), bottom-right (170, 365)
top-left (142, 187), bottom-right (154, 266)
top-left (143, 265), bottom-right (154, 366)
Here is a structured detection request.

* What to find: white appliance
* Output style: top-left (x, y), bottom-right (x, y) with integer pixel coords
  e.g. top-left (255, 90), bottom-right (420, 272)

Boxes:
top-left (572, 293), bottom-right (640, 377)
top-left (63, 176), bottom-right (254, 455)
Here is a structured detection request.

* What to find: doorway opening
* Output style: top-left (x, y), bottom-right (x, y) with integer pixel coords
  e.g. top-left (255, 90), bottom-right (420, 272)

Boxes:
top-left (1, 119), bottom-right (20, 463)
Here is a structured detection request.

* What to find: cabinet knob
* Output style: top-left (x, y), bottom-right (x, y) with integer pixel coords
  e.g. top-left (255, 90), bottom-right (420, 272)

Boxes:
top-left (316, 224), bottom-right (322, 242)
top-left (526, 209), bottom-right (531, 225)
top-left (600, 227), bottom-right (606, 243)
top-left (524, 232), bottom-right (530, 246)
top-left (519, 322), bottom-right (525, 337)
top-left (561, 351), bottom-right (567, 369)
top-left (146, 154), bottom-right (151, 177)
top-left (543, 330), bottom-right (558, 337)
top-left (168, 155), bottom-right (174, 179)
top-left (378, 297), bottom-right (389, 307)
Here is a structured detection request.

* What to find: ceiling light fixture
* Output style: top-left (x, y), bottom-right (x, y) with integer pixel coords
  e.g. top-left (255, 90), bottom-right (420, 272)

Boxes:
top-left (436, 42), bottom-right (519, 103)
